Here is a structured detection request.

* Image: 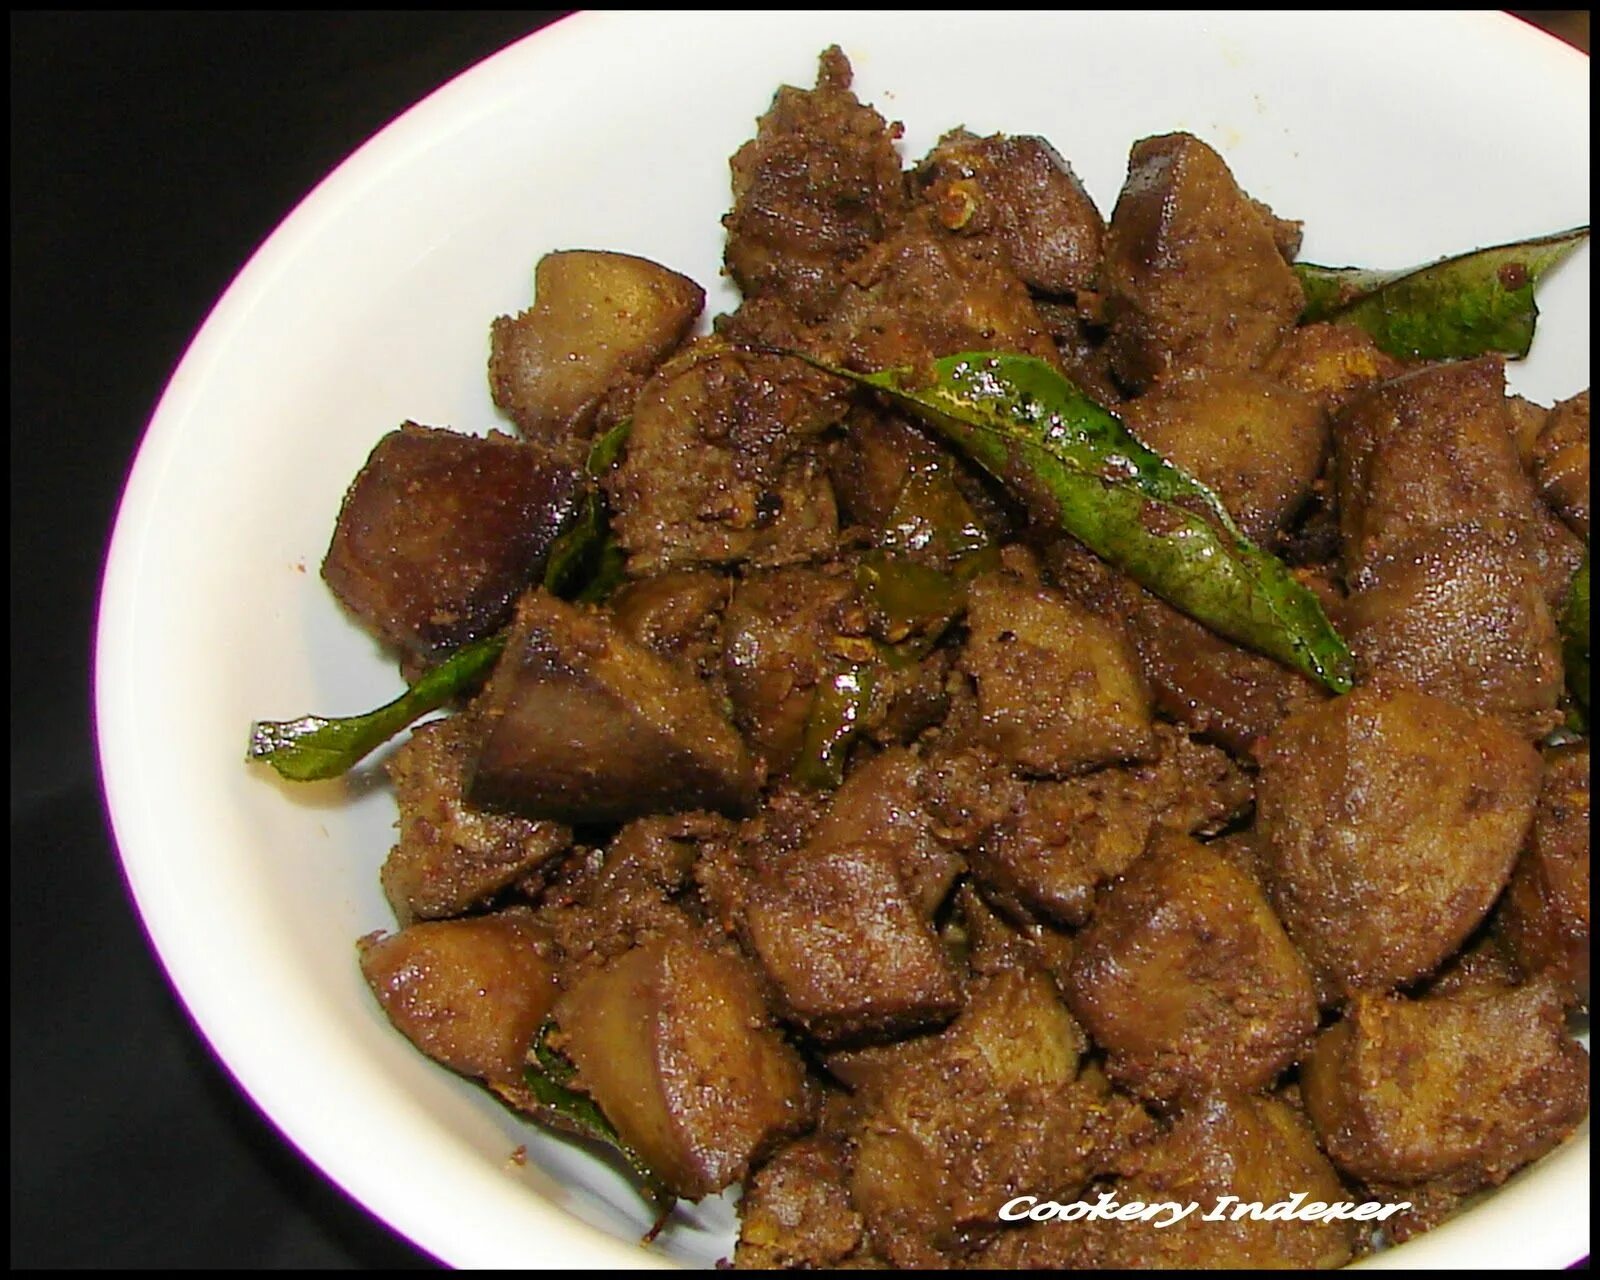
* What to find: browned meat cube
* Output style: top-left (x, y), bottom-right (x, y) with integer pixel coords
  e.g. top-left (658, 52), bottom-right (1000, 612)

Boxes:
top-left (973, 724), bottom-right (1250, 925)
top-left (488, 250), bottom-right (704, 447)
top-left (725, 46), bottom-right (907, 321)
top-left (551, 934), bottom-right (813, 1200)
top-left (358, 908), bottom-right (558, 1088)
top-left (1048, 1092), bottom-right (1355, 1270)
top-left (1119, 369), bottom-right (1327, 543)
top-left (1344, 527), bottom-right (1564, 733)
top-left (466, 591), bottom-right (758, 824)
top-left (1419, 933), bottom-right (1523, 999)
top-left (734, 1136), bottom-right (868, 1270)
top-left (915, 129), bottom-right (1104, 295)
top-left (381, 715), bottom-right (570, 923)
top-left (1102, 133), bottom-right (1305, 391)
top-left (1258, 683), bottom-right (1541, 997)
top-left (604, 342), bottom-right (846, 575)
top-left (1262, 320), bottom-right (1407, 417)
top-left (1532, 388), bottom-right (1590, 539)
top-left (847, 970), bottom-right (1146, 1267)
top-left (735, 764), bottom-right (963, 1045)
top-left (1333, 357), bottom-right (1582, 599)
top-left (321, 424), bottom-right (581, 663)
top-left (824, 210), bottom-right (1064, 373)
top-left (961, 569), bottom-right (1155, 775)
top-left (607, 569), bottom-right (730, 682)
top-left (1301, 980), bottom-right (1590, 1189)
top-left (1497, 743), bottom-right (1590, 1006)
top-left (722, 566), bottom-right (855, 773)
top-left (1064, 832), bottom-right (1318, 1103)
top-left (1048, 540), bottom-right (1324, 758)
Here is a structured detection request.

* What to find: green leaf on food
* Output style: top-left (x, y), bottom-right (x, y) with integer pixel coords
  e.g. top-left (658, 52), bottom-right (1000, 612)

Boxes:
top-left (524, 1019), bottom-right (675, 1216)
top-left (1563, 555), bottom-right (1589, 717)
top-left (797, 350), bottom-right (1354, 693)
top-left (541, 417), bottom-right (633, 600)
top-left (246, 630), bottom-right (507, 781)
top-left (1295, 226), bottom-right (1588, 360)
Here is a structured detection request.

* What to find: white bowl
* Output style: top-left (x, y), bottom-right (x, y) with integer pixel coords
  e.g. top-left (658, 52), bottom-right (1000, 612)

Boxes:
top-left (97, 10), bottom-right (1590, 1270)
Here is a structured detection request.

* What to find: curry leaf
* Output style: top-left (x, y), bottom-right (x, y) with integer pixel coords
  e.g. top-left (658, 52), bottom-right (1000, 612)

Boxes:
top-left (1562, 556), bottom-right (1589, 716)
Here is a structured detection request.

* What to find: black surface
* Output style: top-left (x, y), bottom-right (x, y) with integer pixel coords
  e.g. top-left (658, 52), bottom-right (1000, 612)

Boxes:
top-left (11, 12), bottom-right (568, 1269)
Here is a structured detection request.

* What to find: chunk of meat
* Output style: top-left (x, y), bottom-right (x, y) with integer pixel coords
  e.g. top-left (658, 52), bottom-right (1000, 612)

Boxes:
top-left (322, 424), bottom-right (581, 663)
top-left (1257, 683), bottom-right (1541, 997)
top-left (1102, 132), bottom-right (1305, 391)
top-left (1532, 388), bottom-right (1590, 539)
top-left (1333, 357), bottom-right (1582, 600)
top-left (1261, 321), bottom-right (1406, 418)
top-left (551, 933), bottom-right (814, 1200)
top-left (381, 715), bottom-right (570, 924)
top-left (915, 129), bottom-right (1104, 295)
top-left (1120, 369), bottom-right (1327, 542)
top-left (960, 569), bottom-right (1154, 776)
top-left (725, 46), bottom-right (907, 321)
top-left (824, 210), bottom-right (1063, 372)
top-left (1301, 980), bottom-right (1589, 1189)
top-left (1065, 832), bottom-right (1318, 1103)
top-left (735, 1136), bottom-right (869, 1270)
top-left (984, 1093), bottom-right (1357, 1270)
top-left (358, 908), bottom-right (558, 1088)
top-left (604, 342), bottom-right (846, 575)
top-left (973, 724), bottom-right (1251, 925)
top-left (488, 250), bottom-right (704, 448)
top-left (722, 567), bottom-right (856, 773)
top-left (608, 569), bottom-right (731, 683)
top-left (1046, 540), bottom-right (1324, 758)
top-left (847, 970), bottom-right (1147, 1266)
top-left (1496, 743), bottom-right (1590, 1007)
top-left (466, 591), bottom-right (759, 824)
top-left (1343, 526), bottom-right (1564, 733)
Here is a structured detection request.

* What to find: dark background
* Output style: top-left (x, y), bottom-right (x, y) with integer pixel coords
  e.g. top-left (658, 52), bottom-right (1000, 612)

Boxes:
top-left (8, 10), bottom-right (1587, 1271)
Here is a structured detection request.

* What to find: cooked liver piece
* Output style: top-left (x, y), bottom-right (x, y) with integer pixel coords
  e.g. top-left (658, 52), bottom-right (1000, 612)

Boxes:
top-left (1532, 388), bottom-right (1590, 539)
top-left (322, 423), bottom-right (580, 662)
top-left (488, 250), bottom-right (704, 448)
top-left (1065, 832), bottom-right (1318, 1102)
top-left (725, 46), bottom-right (907, 321)
top-left (735, 1136), bottom-right (868, 1270)
top-left (1497, 743), bottom-right (1590, 1007)
top-left (1103, 132), bottom-right (1305, 391)
top-left (1257, 683), bottom-right (1541, 998)
top-left (1301, 979), bottom-right (1590, 1189)
top-left (915, 128), bottom-right (1104, 295)
top-left (382, 715), bottom-right (570, 924)
top-left (552, 933), bottom-right (814, 1200)
top-left (467, 590), bottom-right (759, 824)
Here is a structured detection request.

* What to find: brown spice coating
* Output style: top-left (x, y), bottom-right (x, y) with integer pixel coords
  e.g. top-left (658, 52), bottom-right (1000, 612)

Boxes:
top-left (1103, 132), bottom-right (1305, 391)
top-left (467, 591), bottom-right (758, 824)
top-left (973, 724), bottom-right (1251, 926)
top-left (608, 569), bottom-right (731, 684)
top-left (725, 47), bottom-right (908, 321)
top-left (1333, 357), bottom-right (1582, 602)
top-left (381, 715), bottom-right (570, 924)
top-left (1301, 980), bottom-right (1590, 1189)
top-left (358, 908), bottom-right (558, 1088)
top-left (487, 250), bottom-right (704, 447)
top-left (1532, 388), bottom-right (1590, 539)
top-left (605, 342), bottom-right (847, 576)
top-left (961, 569), bottom-right (1155, 776)
top-left (1496, 743), bottom-right (1590, 1007)
top-left (1065, 832), bottom-right (1319, 1104)
top-left (1257, 683), bottom-right (1541, 998)
top-left (1343, 526), bottom-right (1564, 733)
top-left (322, 424), bottom-right (580, 663)
top-left (734, 1135), bottom-right (869, 1269)
top-left (551, 933), bottom-right (814, 1200)
top-left (1262, 321), bottom-right (1406, 418)
top-left (1119, 368), bottom-right (1328, 543)
top-left (915, 128), bottom-right (1104, 295)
